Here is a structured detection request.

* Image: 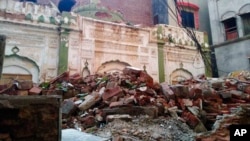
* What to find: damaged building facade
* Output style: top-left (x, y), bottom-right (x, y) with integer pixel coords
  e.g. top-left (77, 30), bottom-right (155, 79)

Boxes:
top-left (208, 0), bottom-right (250, 76)
top-left (0, 0), bottom-right (206, 84)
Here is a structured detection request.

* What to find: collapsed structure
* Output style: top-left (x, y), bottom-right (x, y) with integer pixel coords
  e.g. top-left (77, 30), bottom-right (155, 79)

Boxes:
top-left (1, 67), bottom-right (250, 140)
top-left (2, 0), bottom-right (246, 141)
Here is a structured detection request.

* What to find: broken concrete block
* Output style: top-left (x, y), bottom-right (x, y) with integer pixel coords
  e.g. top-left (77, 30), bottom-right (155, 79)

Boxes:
top-left (103, 106), bottom-right (158, 118)
top-left (62, 99), bottom-right (77, 117)
top-left (78, 92), bottom-right (101, 111)
top-left (106, 114), bottom-right (132, 122)
top-left (183, 98), bottom-right (193, 106)
top-left (74, 99), bottom-right (83, 105)
top-left (219, 91), bottom-right (232, 99)
top-left (124, 95), bottom-right (135, 104)
top-left (160, 82), bottom-right (175, 99)
top-left (109, 101), bottom-right (126, 108)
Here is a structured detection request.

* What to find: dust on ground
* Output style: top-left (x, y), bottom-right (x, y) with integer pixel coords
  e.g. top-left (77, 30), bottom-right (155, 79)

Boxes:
top-left (92, 116), bottom-right (195, 141)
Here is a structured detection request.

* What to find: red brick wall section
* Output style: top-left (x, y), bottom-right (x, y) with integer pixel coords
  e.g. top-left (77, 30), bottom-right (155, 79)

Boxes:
top-left (74, 0), bottom-right (153, 26)
top-left (23, 0), bottom-right (153, 26)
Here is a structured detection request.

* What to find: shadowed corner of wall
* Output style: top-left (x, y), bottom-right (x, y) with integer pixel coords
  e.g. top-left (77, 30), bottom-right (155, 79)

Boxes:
top-left (0, 35), bottom-right (6, 79)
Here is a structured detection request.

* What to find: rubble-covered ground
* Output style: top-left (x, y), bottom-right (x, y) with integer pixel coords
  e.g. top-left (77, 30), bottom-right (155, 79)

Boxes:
top-left (94, 116), bottom-right (195, 141)
top-left (1, 67), bottom-right (250, 141)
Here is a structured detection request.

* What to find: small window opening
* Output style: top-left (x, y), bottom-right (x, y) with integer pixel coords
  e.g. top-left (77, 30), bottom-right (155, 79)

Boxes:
top-left (223, 18), bottom-right (238, 40)
top-left (154, 15), bottom-right (159, 25)
top-left (241, 13), bottom-right (250, 36)
top-left (181, 10), bottom-right (195, 28)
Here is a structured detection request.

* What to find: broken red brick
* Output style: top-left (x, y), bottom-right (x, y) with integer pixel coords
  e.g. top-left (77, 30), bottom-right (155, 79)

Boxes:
top-left (16, 80), bottom-right (33, 90)
top-left (122, 66), bottom-right (141, 77)
top-left (29, 86), bottom-right (42, 95)
top-left (50, 71), bottom-right (69, 84)
top-left (135, 95), bottom-right (151, 106)
top-left (243, 85), bottom-right (250, 94)
top-left (138, 71), bottom-right (154, 88)
top-left (102, 86), bottom-right (124, 101)
top-left (171, 84), bottom-right (189, 98)
top-left (181, 111), bottom-right (199, 129)
top-left (79, 116), bottom-right (96, 129)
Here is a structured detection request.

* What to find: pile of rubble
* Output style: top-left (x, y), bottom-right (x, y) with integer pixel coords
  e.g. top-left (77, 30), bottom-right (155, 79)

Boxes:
top-left (1, 67), bottom-right (250, 140)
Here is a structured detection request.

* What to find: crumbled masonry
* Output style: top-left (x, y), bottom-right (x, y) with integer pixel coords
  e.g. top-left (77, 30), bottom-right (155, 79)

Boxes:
top-left (1, 68), bottom-right (250, 140)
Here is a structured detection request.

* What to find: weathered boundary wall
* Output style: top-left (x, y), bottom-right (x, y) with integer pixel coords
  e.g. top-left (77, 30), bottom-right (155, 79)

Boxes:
top-left (0, 95), bottom-right (62, 141)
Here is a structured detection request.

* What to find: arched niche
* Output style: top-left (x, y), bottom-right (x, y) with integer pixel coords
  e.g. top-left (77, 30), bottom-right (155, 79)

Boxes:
top-left (170, 68), bottom-right (193, 84)
top-left (3, 53), bottom-right (40, 83)
top-left (96, 60), bottom-right (131, 74)
top-left (221, 11), bottom-right (236, 21)
top-left (239, 3), bottom-right (250, 15)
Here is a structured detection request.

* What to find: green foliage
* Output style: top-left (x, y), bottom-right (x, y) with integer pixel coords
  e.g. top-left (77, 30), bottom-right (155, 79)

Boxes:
top-left (39, 82), bottom-right (50, 89)
top-left (96, 76), bottom-right (109, 86)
